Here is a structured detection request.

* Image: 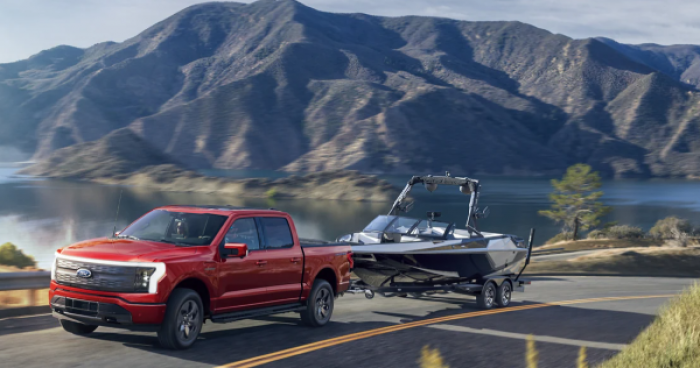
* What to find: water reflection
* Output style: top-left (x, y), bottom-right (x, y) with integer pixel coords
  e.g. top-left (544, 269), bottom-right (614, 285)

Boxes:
top-left (0, 167), bottom-right (699, 270)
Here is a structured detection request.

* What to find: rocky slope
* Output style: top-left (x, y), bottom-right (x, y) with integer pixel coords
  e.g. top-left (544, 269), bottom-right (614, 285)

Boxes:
top-left (2, 0), bottom-right (700, 178)
top-left (19, 131), bottom-right (399, 201)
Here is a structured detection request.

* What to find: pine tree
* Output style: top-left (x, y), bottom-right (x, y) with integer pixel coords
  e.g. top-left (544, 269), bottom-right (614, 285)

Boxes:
top-left (538, 164), bottom-right (610, 241)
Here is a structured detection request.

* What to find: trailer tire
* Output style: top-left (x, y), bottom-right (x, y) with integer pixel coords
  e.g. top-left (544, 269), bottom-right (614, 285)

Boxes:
top-left (476, 282), bottom-right (497, 309)
top-left (157, 288), bottom-right (204, 350)
top-left (300, 279), bottom-right (334, 327)
top-left (496, 281), bottom-right (512, 307)
top-left (60, 320), bottom-right (98, 335)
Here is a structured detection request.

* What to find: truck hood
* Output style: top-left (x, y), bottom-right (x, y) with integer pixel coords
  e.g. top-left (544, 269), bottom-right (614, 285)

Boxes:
top-left (57, 238), bottom-right (198, 263)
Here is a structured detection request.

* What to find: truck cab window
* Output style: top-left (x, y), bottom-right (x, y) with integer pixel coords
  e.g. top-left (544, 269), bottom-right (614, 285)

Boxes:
top-left (261, 217), bottom-right (293, 249)
top-left (225, 218), bottom-right (260, 250)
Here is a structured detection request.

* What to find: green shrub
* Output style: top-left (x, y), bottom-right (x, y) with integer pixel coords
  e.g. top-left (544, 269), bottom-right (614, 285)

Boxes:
top-left (265, 188), bottom-right (278, 199)
top-left (649, 217), bottom-right (693, 239)
top-left (0, 242), bottom-right (36, 269)
top-left (587, 229), bottom-right (606, 239)
top-left (591, 225), bottom-right (645, 240)
top-left (546, 232), bottom-right (573, 244)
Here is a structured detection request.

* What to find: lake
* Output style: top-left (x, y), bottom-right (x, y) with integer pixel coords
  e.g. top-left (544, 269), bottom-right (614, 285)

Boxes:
top-left (1, 165), bottom-right (699, 270)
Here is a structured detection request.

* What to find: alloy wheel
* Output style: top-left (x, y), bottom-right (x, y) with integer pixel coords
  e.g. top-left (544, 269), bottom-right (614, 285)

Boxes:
top-left (315, 288), bottom-right (331, 320)
top-left (502, 284), bottom-right (511, 306)
top-left (177, 300), bottom-right (199, 342)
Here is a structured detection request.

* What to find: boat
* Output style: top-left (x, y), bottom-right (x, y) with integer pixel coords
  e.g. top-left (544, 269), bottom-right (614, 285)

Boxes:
top-left (338, 173), bottom-right (532, 297)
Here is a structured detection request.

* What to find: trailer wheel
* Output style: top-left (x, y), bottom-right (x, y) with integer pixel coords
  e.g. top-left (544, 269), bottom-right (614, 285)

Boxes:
top-left (496, 281), bottom-right (512, 307)
top-left (476, 282), bottom-right (496, 309)
top-left (364, 290), bottom-right (375, 299)
top-left (301, 279), bottom-right (334, 327)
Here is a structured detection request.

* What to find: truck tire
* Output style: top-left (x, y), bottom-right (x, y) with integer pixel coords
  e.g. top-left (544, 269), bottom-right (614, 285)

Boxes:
top-left (60, 320), bottom-right (98, 335)
top-left (157, 288), bottom-right (204, 350)
top-left (476, 282), bottom-right (497, 310)
top-left (496, 281), bottom-right (512, 307)
top-left (300, 279), bottom-right (334, 327)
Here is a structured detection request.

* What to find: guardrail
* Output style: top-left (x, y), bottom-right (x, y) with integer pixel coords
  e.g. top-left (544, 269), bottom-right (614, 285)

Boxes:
top-left (0, 271), bottom-right (51, 291)
top-left (0, 271), bottom-right (51, 318)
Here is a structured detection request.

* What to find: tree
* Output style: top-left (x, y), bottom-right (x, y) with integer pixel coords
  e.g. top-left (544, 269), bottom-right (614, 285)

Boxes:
top-left (0, 242), bottom-right (36, 269)
top-left (538, 164), bottom-right (610, 241)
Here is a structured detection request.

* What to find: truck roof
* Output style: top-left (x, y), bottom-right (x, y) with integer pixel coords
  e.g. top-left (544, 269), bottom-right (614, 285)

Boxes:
top-left (155, 205), bottom-right (286, 216)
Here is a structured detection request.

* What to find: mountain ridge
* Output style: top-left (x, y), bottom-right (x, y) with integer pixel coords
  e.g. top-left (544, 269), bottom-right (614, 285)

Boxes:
top-left (1, 0), bottom-right (699, 178)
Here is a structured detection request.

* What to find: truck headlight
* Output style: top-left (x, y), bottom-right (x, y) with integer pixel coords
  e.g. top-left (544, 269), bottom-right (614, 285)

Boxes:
top-left (51, 258), bottom-right (57, 281)
top-left (134, 267), bottom-right (156, 292)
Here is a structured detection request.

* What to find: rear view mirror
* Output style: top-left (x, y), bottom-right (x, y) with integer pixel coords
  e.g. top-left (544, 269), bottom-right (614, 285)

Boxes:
top-left (224, 243), bottom-right (248, 258)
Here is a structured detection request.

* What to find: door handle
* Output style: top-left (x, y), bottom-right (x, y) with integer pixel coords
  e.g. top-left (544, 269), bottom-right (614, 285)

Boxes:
top-left (256, 260), bottom-right (268, 266)
top-left (290, 257), bottom-right (302, 263)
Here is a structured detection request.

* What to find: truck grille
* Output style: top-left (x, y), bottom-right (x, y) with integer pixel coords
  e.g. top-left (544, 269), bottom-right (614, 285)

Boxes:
top-left (55, 258), bottom-right (138, 292)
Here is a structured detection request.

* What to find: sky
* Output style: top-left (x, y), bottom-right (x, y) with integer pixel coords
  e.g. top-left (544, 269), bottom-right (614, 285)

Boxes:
top-left (1, 0), bottom-right (700, 63)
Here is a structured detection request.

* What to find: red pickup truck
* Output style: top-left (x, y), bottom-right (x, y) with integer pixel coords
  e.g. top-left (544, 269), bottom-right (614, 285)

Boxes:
top-left (49, 206), bottom-right (352, 349)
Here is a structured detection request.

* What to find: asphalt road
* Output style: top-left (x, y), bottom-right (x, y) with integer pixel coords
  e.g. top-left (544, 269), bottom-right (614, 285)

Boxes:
top-left (1, 276), bottom-right (696, 368)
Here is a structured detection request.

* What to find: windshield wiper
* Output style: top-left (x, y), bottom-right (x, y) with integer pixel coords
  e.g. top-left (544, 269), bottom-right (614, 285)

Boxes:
top-left (116, 234), bottom-right (140, 240)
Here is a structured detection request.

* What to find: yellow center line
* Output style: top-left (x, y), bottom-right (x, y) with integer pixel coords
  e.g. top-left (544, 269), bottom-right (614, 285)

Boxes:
top-left (216, 294), bottom-right (675, 368)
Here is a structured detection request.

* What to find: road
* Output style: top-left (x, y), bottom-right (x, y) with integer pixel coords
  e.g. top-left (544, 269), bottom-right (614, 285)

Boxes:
top-left (1, 276), bottom-right (695, 368)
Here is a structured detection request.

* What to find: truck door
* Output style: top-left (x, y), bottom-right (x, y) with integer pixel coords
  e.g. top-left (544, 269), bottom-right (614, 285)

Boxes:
top-left (216, 217), bottom-right (275, 312)
top-left (258, 216), bottom-right (304, 303)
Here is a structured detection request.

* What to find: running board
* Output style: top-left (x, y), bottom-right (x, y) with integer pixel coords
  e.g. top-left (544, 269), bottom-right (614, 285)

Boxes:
top-left (211, 303), bottom-right (306, 323)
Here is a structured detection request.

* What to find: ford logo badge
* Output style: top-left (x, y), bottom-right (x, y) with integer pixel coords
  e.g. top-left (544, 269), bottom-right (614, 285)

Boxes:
top-left (76, 268), bottom-right (92, 278)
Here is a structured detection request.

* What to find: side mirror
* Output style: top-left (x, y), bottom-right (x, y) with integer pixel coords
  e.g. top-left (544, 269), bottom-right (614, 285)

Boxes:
top-left (223, 243), bottom-right (248, 258)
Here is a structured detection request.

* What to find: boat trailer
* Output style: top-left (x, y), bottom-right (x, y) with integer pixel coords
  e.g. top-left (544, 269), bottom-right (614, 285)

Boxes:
top-left (347, 228), bottom-right (536, 309)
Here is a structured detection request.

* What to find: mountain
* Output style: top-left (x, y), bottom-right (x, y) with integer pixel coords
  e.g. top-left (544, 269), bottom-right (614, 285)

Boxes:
top-left (2, 0), bottom-right (700, 178)
top-left (18, 129), bottom-right (399, 201)
top-left (18, 128), bottom-right (181, 178)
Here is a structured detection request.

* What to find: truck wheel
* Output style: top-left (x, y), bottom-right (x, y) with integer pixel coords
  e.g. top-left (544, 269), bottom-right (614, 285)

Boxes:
top-left (300, 279), bottom-right (334, 327)
top-left (476, 282), bottom-right (497, 310)
top-left (157, 288), bottom-right (204, 350)
top-left (60, 320), bottom-right (98, 335)
top-left (496, 281), bottom-right (512, 307)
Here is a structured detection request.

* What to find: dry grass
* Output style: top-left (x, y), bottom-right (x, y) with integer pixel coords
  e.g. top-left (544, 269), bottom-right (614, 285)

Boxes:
top-left (526, 335), bottom-right (538, 368)
top-left (599, 283), bottom-right (700, 368)
top-left (538, 239), bottom-right (661, 252)
top-left (578, 346), bottom-right (588, 368)
top-left (526, 248), bottom-right (700, 277)
top-left (419, 345), bottom-right (449, 368)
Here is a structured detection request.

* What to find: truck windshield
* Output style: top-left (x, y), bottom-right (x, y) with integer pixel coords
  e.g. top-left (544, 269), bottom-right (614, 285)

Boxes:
top-left (119, 210), bottom-right (227, 246)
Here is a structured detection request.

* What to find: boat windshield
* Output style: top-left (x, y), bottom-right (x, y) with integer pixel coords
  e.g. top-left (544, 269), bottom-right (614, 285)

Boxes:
top-left (410, 220), bottom-right (452, 237)
top-left (119, 210), bottom-right (228, 246)
top-left (362, 215), bottom-right (420, 234)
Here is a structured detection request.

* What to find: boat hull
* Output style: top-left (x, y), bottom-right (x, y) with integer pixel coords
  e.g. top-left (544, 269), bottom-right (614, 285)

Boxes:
top-left (352, 248), bottom-right (528, 287)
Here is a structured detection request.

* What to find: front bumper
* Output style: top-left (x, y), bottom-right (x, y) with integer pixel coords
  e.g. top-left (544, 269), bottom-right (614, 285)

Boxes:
top-left (50, 288), bottom-right (166, 330)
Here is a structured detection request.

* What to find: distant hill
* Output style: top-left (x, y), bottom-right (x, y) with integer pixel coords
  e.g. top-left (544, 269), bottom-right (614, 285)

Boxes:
top-left (19, 130), bottom-right (399, 201)
top-left (2, 0), bottom-right (700, 178)
top-left (18, 129), bottom-right (181, 178)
